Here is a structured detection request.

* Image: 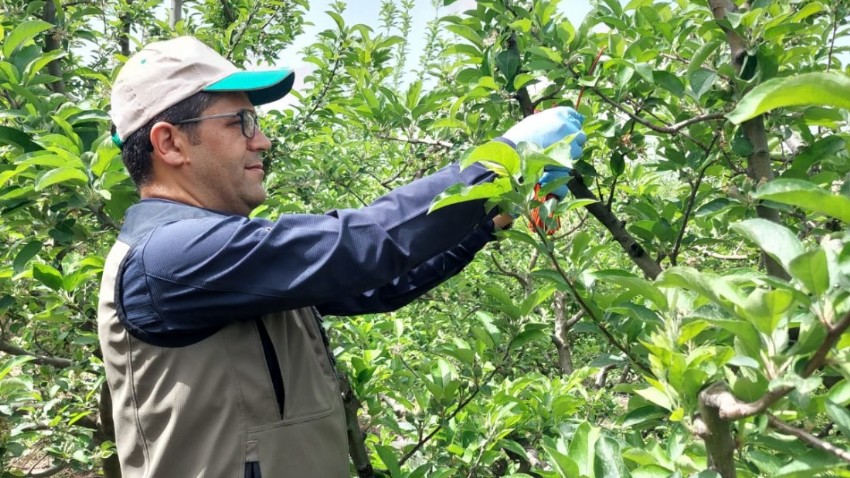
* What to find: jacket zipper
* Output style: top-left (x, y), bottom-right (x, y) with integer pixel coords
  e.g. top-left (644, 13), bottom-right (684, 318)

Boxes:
top-left (255, 319), bottom-right (285, 419)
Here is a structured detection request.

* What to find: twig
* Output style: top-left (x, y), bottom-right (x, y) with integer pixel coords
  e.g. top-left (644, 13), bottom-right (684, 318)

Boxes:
top-left (398, 344), bottom-right (515, 466)
top-left (804, 308), bottom-right (850, 377)
top-left (489, 255), bottom-right (529, 290)
top-left (589, 86), bottom-right (727, 134)
top-left (0, 341), bottom-right (73, 368)
top-left (827, 7), bottom-right (839, 72)
top-left (576, 47), bottom-right (606, 108)
top-left (567, 176), bottom-right (663, 279)
top-left (219, 0), bottom-right (236, 23)
top-left (376, 134), bottom-right (452, 149)
top-left (529, 217), bottom-right (652, 375)
top-left (697, 247), bottom-right (749, 261)
top-left (225, 1), bottom-right (263, 60)
top-left (768, 414), bottom-right (850, 464)
top-left (670, 137), bottom-right (719, 265)
top-left (25, 463), bottom-right (65, 478)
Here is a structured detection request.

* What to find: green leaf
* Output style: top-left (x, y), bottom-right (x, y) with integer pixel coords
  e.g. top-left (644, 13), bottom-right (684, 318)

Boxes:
top-left (429, 178), bottom-right (511, 212)
top-left (789, 248), bottom-right (830, 295)
top-left (631, 465), bottom-right (675, 478)
top-left (445, 24), bottom-right (483, 49)
top-left (32, 263), bottom-right (63, 291)
top-left (774, 449), bottom-right (843, 477)
top-left (653, 71), bottom-right (685, 97)
top-left (510, 324), bottom-right (550, 351)
top-left (634, 386), bottom-right (672, 410)
top-left (34, 167), bottom-right (89, 191)
top-left (375, 445), bottom-right (402, 478)
top-left (0, 125), bottom-right (42, 152)
top-left (731, 219), bottom-right (803, 273)
top-left (728, 72), bottom-right (850, 124)
top-left (825, 399), bottom-right (850, 440)
top-left (543, 442), bottom-right (580, 478)
top-left (739, 289), bottom-right (795, 335)
top-left (688, 40), bottom-right (723, 78)
top-left (0, 355), bottom-right (35, 381)
top-left (461, 141), bottom-right (521, 176)
top-left (594, 436), bottom-right (629, 478)
top-left (13, 241), bottom-right (42, 273)
top-left (569, 422), bottom-right (600, 476)
top-left (690, 68), bottom-right (717, 100)
top-left (751, 179), bottom-right (850, 223)
top-left (3, 20), bottom-right (54, 58)
top-left (496, 50), bottom-right (520, 81)
top-left (592, 270), bottom-right (667, 309)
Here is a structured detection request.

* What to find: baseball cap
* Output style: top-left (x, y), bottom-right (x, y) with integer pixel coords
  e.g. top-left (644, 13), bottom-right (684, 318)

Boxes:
top-left (110, 36), bottom-right (294, 147)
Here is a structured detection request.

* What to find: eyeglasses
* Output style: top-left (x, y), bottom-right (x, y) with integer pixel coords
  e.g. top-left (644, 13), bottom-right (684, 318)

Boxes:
top-left (173, 109), bottom-right (258, 139)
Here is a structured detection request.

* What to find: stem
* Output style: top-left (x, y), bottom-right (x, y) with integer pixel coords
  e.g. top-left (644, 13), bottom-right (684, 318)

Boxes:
top-left (398, 345), bottom-right (514, 466)
top-left (339, 374), bottom-right (375, 478)
top-left (376, 134), bottom-right (452, 149)
top-left (696, 392), bottom-right (738, 478)
top-left (707, 0), bottom-right (788, 280)
top-left (567, 176), bottom-right (663, 279)
top-left (529, 219), bottom-right (652, 375)
top-left (588, 86), bottom-right (727, 134)
top-left (768, 414), bottom-right (850, 464)
top-left (670, 138), bottom-right (719, 265)
top-left (225, 1), bottom-right (263, 60)
top-left (0, 340), bottom-right (73, 368)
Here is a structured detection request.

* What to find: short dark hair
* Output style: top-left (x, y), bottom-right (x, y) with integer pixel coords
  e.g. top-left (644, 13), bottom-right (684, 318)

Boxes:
top-left (119, 91), bottom-right (220, 188)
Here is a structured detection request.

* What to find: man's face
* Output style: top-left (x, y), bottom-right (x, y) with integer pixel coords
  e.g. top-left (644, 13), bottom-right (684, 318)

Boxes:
top-left (181, 93), bottom-right (272, 216)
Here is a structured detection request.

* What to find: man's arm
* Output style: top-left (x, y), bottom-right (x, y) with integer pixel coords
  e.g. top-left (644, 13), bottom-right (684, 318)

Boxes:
top-left (316, 219), bottom-right (497, 316)
top-left (119, 162), bottom-right (496, 341)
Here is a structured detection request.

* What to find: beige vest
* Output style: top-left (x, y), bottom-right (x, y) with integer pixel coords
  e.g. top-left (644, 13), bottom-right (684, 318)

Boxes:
top-left (98, 241), bottom-right (349, 477)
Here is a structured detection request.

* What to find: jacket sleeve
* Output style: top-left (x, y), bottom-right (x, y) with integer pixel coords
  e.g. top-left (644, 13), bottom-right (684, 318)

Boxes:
top-left (315, 220), bottom-right (496, 316)
top-left (119, 162), bottom-right (496, 338)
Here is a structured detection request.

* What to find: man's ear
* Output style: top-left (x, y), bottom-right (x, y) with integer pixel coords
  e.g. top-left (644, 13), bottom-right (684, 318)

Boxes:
top-left (150, 122), bottom-right (189, 166)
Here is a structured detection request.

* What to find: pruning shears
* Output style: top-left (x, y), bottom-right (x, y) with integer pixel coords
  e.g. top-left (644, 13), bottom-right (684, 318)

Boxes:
top-left (529, 47), bottom-right (605, 235)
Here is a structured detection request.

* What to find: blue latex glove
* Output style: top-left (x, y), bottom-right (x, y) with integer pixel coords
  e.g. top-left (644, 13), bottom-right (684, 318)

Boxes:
top-left (502, 106), bottom-right (586, 151)
top-left (538, 167), bottom-right (572, 200)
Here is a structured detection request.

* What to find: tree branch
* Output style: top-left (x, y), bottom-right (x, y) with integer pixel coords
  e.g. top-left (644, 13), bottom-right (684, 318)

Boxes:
top-left (670, 138), bottom-right (719, 265)
top-left (567, 176), bottom-right (663, 279)
top-left (225, 1), bottom-right (263, 60)
top-left (768, 414), bottom-right (850, 464)
top-left (707, 0), bottom-right (787, 280)
top-left (375, 134), bottom-right (452, 149)
top-left (0, 341), bottom-right (73, 368)
top-left (588, 86), bottom-right (727, 134)
top-left (804, 308), bottom-right (850, 377)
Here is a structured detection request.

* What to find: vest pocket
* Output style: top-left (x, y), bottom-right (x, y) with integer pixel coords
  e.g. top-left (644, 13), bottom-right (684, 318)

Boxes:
top-left (255, 319), bottom-right (285, 419)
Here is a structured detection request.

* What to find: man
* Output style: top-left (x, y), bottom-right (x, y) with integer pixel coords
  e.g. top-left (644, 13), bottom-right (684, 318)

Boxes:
top-left (98, 36), bottom-right (584, 477)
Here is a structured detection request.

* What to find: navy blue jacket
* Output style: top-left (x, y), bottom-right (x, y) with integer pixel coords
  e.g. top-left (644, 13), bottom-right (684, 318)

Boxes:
top-left (115, 162), bottom-right (498, 346)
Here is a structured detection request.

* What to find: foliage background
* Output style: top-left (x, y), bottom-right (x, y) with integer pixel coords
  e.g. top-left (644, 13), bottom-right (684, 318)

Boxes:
top-left (2, 0), bottom-right (850, 477)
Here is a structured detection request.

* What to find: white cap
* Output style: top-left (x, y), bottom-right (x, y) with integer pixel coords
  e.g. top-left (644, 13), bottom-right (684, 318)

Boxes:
top-left (110, 36), bottom-right (294, 145)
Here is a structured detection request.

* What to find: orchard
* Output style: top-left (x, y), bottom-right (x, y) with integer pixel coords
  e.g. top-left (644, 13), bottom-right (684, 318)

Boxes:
top-left (1, 0), bottom-right (850, 477)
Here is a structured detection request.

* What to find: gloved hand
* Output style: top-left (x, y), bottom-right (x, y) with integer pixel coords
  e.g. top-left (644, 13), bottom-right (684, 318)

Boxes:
top-left (502, 106), bottom-right (586, 151)
top-left (538, 166), bottom-right (572, 200)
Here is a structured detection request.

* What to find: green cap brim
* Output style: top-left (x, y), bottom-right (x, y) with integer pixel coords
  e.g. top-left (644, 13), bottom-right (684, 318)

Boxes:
top-left (204, 69), bottom-right (295, 105)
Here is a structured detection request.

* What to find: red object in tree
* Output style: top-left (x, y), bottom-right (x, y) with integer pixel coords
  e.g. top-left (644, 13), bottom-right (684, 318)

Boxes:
top-left (529, 183), bottom-right (561, 235)
top-left (528, 46), bottom-right (605, 235)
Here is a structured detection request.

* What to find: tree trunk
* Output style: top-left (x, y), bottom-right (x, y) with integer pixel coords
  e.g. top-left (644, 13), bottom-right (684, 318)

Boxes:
top-left (698, 385), bottom-right (738, 478)
top-left (170, 0), bottom-right (183, 29)
top-left (707, 0), bottom-right (788, 280)
top-left (42, 0), bottom-right (66, 93)
top-left (552, 293), bottom-right (575, 375)
top-left (98, 383), bottom-right (122, 478)
top-left (338, 374), bottom-right (375, 478)
top-left (119, 1), bottom-right (133, 57)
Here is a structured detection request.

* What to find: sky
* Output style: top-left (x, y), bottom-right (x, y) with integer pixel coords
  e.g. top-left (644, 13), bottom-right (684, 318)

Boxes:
top-left (272, 0), bottom-right (593, 107)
